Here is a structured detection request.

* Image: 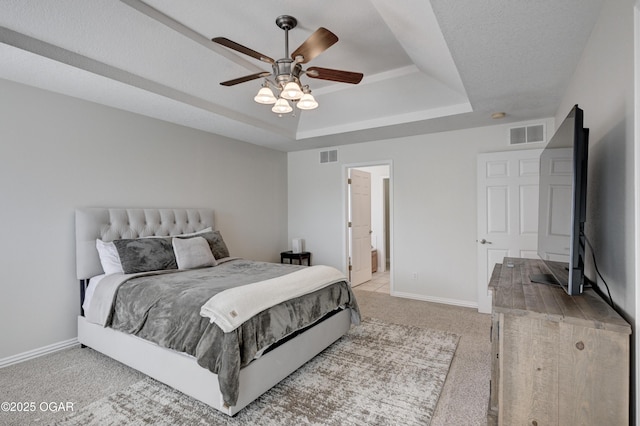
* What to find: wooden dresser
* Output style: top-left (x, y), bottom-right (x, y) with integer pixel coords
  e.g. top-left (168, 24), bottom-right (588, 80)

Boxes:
top-left (487, 257), bottom-right (631, 426)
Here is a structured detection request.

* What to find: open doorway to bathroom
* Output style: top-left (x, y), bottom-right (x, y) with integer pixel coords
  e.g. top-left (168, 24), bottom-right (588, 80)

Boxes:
top-left (346, 163), bottom-right (391, 294)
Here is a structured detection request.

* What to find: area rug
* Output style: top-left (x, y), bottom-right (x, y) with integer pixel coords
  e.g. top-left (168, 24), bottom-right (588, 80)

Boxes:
top-left (56, 318), bottom-right (459, 426)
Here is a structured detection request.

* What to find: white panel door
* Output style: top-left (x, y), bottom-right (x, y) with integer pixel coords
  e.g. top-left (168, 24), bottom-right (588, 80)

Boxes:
top-left (476, 149), bottom-right (542, 313)
top-left (349, 169), bottom-right (372, 286)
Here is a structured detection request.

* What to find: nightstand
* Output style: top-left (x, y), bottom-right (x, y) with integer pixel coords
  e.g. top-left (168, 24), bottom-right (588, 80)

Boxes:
top-left (280, 251), bottom-right (311, 266)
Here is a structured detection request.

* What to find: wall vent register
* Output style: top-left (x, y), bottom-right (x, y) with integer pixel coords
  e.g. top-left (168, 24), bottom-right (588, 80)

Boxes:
top-left (320, 150), bottom-right (338, 163)
top-left (509, 124), bottom-right (545, 145)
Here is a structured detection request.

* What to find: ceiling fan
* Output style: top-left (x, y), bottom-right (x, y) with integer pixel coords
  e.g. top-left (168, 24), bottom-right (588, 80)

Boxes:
top-left (212, 15), bottom-right (363, 114)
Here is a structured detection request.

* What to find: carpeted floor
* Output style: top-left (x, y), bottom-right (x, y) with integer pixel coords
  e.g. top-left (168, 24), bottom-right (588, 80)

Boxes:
top-left (353, 289), bottom-right (492, 426)
top-left (0, 289), bottom-right (491, 426)
top-left (52, 318), bottom-right (458, 426)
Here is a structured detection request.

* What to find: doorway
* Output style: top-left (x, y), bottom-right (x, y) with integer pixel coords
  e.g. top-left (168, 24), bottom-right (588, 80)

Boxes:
top-left (345, 162), bottom-right (392, 293)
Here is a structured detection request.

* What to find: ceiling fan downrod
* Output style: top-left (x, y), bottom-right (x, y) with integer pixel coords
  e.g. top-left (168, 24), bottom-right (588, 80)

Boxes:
top-left (275, 15), bottom-right (297, 58)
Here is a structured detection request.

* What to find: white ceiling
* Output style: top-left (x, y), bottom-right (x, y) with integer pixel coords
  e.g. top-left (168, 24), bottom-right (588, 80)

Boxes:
top-left (0, 0), bottom-right (603, 152)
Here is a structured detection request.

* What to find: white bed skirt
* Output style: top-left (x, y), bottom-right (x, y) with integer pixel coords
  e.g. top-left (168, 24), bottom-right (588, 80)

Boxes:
top-left (77, 308), bottom-right (352, 416)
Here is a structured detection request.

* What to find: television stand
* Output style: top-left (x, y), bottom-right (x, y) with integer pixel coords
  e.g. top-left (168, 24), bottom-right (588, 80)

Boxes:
top-left (529, 273), bottom-right (561, 286)
top-left (487, 257), bottom-right (630, 426)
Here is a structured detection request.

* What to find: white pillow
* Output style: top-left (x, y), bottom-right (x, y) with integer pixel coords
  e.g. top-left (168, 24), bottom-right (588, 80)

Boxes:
top-left (172, 236), bottom-right (217, 270)
top-left (185, 226), bottom-right (213, 236)
top-left (143, 227), bottom-right (213, 238)
top-left (96, 239), bottom-right (124, 275)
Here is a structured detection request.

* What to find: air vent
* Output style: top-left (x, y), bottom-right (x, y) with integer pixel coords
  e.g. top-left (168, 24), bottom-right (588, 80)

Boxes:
top-left (509, 124), bottom-right (545, 145)
top-left (320, 150), bottom-right (338, 163)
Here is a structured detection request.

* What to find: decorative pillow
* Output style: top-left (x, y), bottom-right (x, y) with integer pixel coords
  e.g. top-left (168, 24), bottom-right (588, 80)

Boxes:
top-left (176, 230), bottom-right (230, 260)
top-left (172, 236), bottom-right (217, 270)
top-left (206, 230), bottom-right (230, 259)
top-left (112, 237), bottom-right (177, 274)
top-left (96, 239), bottom-right (124, 275)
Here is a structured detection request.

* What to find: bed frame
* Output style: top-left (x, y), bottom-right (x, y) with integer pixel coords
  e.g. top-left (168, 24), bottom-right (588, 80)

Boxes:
top-left (75, 207), bottom-right (352, 415)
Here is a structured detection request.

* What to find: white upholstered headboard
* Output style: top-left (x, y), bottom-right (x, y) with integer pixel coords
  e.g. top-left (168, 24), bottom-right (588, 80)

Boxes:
top-left (75, 208), bottom-right (215, 280)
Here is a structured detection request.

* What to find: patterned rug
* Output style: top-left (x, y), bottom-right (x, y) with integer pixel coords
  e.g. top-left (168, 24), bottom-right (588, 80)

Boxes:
top-left (56, 318), bottom-right (459, 426)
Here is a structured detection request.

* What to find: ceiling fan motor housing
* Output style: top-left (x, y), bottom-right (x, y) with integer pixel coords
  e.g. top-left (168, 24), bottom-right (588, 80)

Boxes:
top-left (273, 60), bottom-right (302, 86)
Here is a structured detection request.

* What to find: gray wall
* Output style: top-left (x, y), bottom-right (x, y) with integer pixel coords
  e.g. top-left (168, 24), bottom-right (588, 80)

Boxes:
top-left (287, 118), bottom-right (554, 307)
top-left (0, 79), bottom-right (288, 359)
top-left (555, 0), bottom-right (636, 418)
top-left (556, 0), bottom-right (635, 324)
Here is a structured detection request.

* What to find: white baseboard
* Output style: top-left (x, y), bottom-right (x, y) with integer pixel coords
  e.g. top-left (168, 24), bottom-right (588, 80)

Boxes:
top-left (390, 290), bottom-right (480, 310)
top-left (0, 338), bottom-right (79, 369)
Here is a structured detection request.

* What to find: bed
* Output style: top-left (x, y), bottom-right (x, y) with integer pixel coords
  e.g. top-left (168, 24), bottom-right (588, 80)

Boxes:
top-left (75, 207), bottom-right (359, 416)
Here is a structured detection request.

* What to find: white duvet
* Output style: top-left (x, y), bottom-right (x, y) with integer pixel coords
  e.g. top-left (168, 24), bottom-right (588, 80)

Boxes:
top-left (200, 265), bottom-right (347, 333)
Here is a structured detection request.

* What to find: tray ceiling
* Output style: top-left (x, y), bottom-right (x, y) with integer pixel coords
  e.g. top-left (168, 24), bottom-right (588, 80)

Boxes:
top-left (0, 0), bottom-right (603, 151)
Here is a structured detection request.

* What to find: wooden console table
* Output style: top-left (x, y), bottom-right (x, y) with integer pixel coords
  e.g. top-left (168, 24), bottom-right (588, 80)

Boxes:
top-left (487, 257), bottom-right (631, 426)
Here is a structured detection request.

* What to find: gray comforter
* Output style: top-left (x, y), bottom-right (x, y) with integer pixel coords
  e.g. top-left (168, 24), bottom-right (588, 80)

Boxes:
top-left (107, 258), bottom-right (360, 406)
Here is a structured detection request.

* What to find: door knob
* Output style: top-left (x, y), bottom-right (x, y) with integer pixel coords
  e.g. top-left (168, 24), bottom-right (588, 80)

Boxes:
top-left (479, 239), bottom-right (492, 244)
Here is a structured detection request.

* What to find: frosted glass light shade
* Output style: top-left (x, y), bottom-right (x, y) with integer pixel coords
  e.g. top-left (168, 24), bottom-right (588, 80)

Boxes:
top-left (271, 98), bottom-right (293, 114)
top-left (297, 93), bottom-right (318, 110)
top-left (254, 87), bottom-right (277, 104)
top-left (281, 81), bottom-right (303, 100)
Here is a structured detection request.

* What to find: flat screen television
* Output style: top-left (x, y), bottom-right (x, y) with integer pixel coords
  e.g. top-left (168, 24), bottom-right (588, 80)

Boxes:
top-left (532, 105), bottom-right (589, 295)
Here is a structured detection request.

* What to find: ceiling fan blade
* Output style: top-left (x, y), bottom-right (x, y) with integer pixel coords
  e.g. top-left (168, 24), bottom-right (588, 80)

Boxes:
top-left (291, 28), bottom-right (338, 64)
top-left (220, 71), bottom-right (272, 87)
top-left (212, 37), bottom-right (275, 64)
top-left (306, 67), bottom-right (363, 84)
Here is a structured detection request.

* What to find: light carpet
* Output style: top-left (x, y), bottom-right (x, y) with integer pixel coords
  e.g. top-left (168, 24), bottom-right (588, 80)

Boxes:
top-left (55, 318), bottom-right (459, 426)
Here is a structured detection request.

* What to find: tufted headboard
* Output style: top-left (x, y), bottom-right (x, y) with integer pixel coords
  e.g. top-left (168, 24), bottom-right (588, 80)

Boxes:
top-left (75, 208), bottom-right (215, 280)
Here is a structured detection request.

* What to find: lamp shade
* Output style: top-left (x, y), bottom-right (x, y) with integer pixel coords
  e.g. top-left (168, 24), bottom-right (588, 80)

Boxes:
top-left (281, 81), bottom-right (303, 100)
top-left (254, 87), bottom-right (277, 104)
top-left (297, 93), bottom-right (318, 110)
top-left (272, 98), bottom-right (293, 114)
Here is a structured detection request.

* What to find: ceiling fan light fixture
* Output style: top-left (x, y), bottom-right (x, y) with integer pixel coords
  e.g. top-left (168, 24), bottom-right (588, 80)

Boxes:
top-left (214, 15), bottom-right (363, 116)
top-left (254, 86), bottom-right (277, 104)
top-left (297, 92), bottom-right (318, 110)
top-left (281, 81), bottom-right (303, 100)
top-left (272, 98), bottom-right (293, 114)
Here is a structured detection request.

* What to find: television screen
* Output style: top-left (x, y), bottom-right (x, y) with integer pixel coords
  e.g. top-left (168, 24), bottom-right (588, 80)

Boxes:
top-left (534, 105), bottom-right (589, 295)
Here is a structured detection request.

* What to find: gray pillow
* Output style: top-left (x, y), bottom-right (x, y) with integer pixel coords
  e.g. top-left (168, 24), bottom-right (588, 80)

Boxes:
top-left (177, 230), bottom-right (230, 260)
top-left (112, 237), bottom-right (177, 274)
top-left (208, 230), bottom-right (230, 259)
